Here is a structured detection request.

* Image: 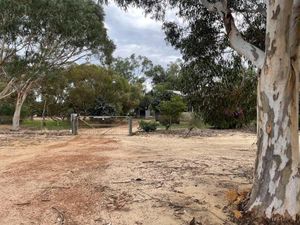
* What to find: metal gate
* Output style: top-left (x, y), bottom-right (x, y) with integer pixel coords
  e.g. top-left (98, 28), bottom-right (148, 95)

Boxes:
top-left (71, 114), bottom-right (133, 136)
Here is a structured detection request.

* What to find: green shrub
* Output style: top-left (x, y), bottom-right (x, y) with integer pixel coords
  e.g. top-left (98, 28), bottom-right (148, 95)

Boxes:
top-left (159, 96), bottom-right (186, 130)
top-left (139, 120), bottom-right (159, 132)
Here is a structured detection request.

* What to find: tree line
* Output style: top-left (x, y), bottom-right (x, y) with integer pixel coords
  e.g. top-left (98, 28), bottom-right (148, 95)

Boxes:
top-left (0, 0), bottom-right (258, 131)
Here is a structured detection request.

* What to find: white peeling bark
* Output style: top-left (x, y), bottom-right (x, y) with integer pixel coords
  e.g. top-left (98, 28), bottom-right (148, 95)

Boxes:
top-left (12, 95), bottom-right (24, 131)
top-left (200, 0), bottom-right (300, 219)
top-left (246, 0), bottom-right (300, 219)
top-left (248, 63), bottom-right (300, 219)
top-left (200, 0), bottom-right (265, 68)
top-left (11, 80), bottom-right (33, 131)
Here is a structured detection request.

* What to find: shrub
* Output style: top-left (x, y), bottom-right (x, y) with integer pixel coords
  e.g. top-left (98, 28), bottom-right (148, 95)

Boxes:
top-left (139, 120), bottom-right (159, 132)
top-left (159, 96), bottom-right (186, 130)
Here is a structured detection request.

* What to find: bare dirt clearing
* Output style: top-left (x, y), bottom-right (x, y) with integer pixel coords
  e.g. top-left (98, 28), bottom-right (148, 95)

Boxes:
top-left (0, 126), bottom-right (256, 225)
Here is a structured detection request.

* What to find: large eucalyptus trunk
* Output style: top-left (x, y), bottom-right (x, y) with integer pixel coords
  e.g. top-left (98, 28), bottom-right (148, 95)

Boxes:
top-left (246, 1), bottom-right (300, 219)
top-left (200, 0), bottom-right (300, 219)
top-left (247, 65), bottom-right (300, 218)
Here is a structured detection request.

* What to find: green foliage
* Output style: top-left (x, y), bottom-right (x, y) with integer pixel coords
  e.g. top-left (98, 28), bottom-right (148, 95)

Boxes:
top-left (139, 120), bottom-right (159, 132)
top-left (37, 64), bottom-right (143, 117)
top-left (0, 99), bottom-right (31, 124)
top-left (159, 96), bottom-right (186, 130)
top-left (180, 58), bottom-right (257, 129)
top-left (0, 0), bottom-right (114, 65)
top-left (145, 60), bottom-right (182, 88)
top-left (112, 1), bottom-right (265, 59)
top-left (0, 0), bottom-right (114, 84)
top-left (137, 60), bottom-right (183, 117)
top-left (88, 97), bottom-right (117, 116)
top-left (111, 54), bottom-right (153, 84)
top-left (112, 0), bottom-right (264, 130)
top-left (150, 84), bottom-right (175, 113)
top-left (0, 100), bottom-right (14, 124)
top-left (0, 0), bottom-right (115, 129)
top-left (0, 102), bottom-right (14, 116)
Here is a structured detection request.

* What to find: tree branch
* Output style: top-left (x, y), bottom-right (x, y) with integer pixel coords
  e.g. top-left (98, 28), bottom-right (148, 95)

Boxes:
top-left (0, 78), bottom-right (16, 100)
top-left (200, 0), bottom-right (265, 69)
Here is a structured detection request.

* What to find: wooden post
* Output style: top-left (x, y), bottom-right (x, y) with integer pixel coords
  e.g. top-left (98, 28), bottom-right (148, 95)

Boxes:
top-left (128, 116), bottom-right (133, 136)
top-left (71, 113), bottom-right (78, 135)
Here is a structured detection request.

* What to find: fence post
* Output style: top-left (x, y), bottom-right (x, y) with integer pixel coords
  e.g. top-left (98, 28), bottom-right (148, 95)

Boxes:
top-left (71, 113), bottom-right (78, 135)
top-left (128, 116), bottom-right (133, 136)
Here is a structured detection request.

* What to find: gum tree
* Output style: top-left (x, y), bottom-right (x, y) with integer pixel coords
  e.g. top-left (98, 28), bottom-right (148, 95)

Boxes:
top-left (112, 0), bottom-right (300, 220)
top-left (0, 78), bottom-right (15, 100)
top-left (0, 0), bottom-right (114, 130)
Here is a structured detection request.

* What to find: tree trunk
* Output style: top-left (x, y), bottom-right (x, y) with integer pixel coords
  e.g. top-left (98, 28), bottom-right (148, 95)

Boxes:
top-left (245, 1), bottom-right (300, 219)
top-left (247, 65), bottom-right (300, 218)
top-left (42, 98), bottom-right (47, 128)
top-left (11, 81), bottom-right (33, 131)
top-left (12, 93), bottom-right (26, 131)
top-left (199, 0), bottom-right (300, 220)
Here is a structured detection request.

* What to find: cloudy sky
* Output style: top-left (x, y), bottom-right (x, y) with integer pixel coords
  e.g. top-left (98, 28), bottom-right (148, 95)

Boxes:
top-left (103, 3), bottom-right (182, 67)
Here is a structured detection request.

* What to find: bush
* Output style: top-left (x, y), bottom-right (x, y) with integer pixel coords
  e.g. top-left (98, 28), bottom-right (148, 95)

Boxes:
top-left (139, 120), bottom-right (159, 132)
top-left (159, 96), bottom-right (186, 130)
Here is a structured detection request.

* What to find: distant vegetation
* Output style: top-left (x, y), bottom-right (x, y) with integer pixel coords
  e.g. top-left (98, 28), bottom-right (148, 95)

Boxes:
top-left (138, 120), bottom-right (159, 132)
top-left (0, 1), bottom-right (257, 131)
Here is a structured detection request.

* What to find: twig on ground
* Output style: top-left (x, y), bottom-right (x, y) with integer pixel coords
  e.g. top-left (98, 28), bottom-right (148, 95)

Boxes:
top-left (15, 202), bottom-right (31, 206)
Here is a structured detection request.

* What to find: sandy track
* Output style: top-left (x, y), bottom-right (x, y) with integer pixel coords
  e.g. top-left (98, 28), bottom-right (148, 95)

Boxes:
top-left (0, 127), bottom-right (256, 225)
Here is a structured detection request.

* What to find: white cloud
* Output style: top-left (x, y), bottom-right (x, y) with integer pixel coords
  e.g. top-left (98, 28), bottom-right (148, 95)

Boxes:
top-left (103, 2), bottom-right (182, 67)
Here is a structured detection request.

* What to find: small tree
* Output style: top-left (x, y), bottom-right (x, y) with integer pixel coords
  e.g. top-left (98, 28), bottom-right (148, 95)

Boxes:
top-left (159, 96), bottom-right (186, 130)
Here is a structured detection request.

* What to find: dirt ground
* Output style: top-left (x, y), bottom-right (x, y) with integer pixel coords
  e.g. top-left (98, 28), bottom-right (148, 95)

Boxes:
top-left (0, 124), bottom-right (257, 225)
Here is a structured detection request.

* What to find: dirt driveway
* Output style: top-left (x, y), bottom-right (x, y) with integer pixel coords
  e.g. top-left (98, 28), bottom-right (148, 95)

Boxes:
top-left (0, 126), bottom-right (256, 225)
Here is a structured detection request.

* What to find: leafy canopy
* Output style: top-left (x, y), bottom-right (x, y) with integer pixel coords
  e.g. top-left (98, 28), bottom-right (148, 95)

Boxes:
top-left (0, 0), bottom-right (115, 80)
top-left (41, 64), bottom-right (143, 116)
